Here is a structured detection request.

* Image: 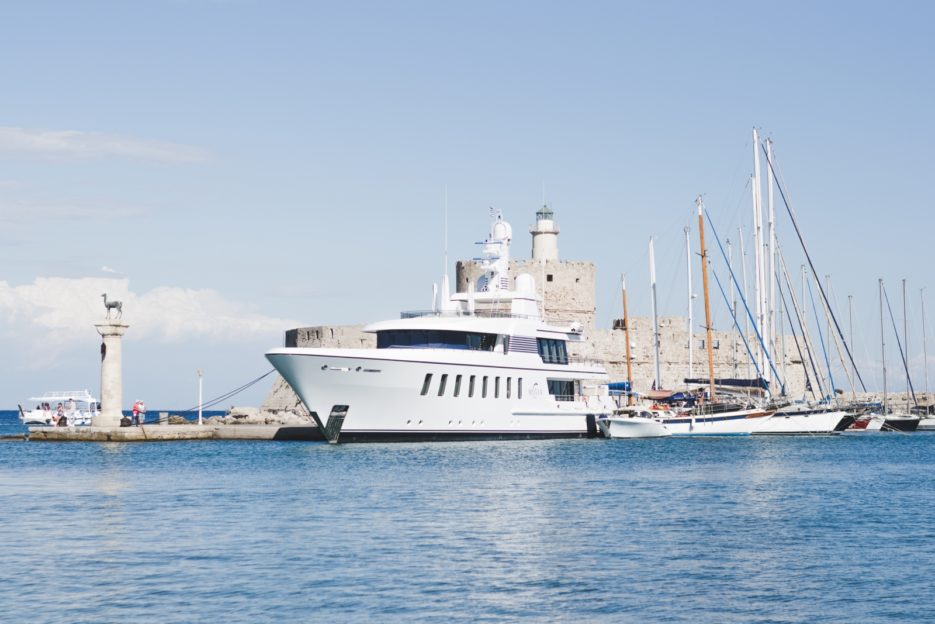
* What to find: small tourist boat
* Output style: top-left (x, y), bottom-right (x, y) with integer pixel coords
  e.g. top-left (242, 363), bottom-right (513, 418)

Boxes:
top-left (597, 407), bottom-right (671, 438)
top-left (18, 390), bottom-right (99, 426)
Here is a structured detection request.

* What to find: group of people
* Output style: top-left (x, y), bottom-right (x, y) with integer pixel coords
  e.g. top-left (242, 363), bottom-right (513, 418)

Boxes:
top-left (35, 399), bottom-right (76, 426)
top-left (131, 399), bottom-right (147, 426)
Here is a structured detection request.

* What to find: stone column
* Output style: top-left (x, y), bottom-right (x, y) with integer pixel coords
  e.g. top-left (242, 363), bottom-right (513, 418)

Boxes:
top-left (94, 320), bottom-right (129, 427)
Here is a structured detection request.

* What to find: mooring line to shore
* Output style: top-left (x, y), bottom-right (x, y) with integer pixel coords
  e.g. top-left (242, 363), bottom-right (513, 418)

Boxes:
top-left (149, 369), bottom-right (277, 425)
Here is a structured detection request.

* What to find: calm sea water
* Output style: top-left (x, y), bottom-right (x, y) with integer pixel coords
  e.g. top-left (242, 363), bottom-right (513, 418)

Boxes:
top-left (1, 410), bottom-right (933, 623)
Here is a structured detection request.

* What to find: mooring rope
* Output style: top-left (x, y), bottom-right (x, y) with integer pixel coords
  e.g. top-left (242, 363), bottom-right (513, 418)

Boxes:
top-left (146, 369), bottom-right (277, 425)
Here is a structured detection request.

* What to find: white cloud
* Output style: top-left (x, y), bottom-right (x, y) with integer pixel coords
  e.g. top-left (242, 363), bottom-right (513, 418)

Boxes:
top-left (0, 198), bottom-right (145, 224)
top-left (0, 277), bottom-right (301, 368)
top-left (0, 127), bottom-right (209, 164)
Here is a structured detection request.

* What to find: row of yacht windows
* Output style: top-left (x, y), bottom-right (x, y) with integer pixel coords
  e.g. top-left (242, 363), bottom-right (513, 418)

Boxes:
top-left (420, 373), bottom-right (523, 399)
top-left (378, 330), bottom-right (498, 351)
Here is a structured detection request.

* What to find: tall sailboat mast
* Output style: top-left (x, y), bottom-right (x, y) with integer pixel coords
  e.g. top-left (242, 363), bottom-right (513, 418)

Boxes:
top-left (738, 225), bottom-right (752, 379)
top-left (766, 137), bottom-right (777, 373)
top-left (752, 128), bottom-right (768, 383)
top-left (880, 278), bottom-right (888, 414)
top-left (903, 279), bottom-right (911, 401)
top-left (697, 196), bottom-right (716, 400)
top-left (649, 237), bottom-right (662, 389)
top-left (923, 289), bottom-right (930, 404)
top-left (622, 274), bottom-right (634, 406)
top-left (728, 238), bottom-right (738, 376)
top-left (849, 294), bottom-right (856, 399)
top-left (685, 226), bottom-right (694, 379)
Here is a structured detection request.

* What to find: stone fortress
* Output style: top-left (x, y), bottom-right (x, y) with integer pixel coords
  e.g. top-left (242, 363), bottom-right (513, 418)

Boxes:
top-left (261, 206), bottom-right (810, 416)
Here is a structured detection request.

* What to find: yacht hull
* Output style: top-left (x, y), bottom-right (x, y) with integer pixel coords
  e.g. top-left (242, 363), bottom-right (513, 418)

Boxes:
top-left (266, 349), bottom-right (612, 442)
top-left (883, 415), bottom-right (921, 432)
top-left (754, 409), bottom-right (848, 435)
top-left (917, 417), bottom-right (935, 431)
top-left (597, 416), bottom-right (671, 438)
top-left (654, 409), bottom-right (773, 436)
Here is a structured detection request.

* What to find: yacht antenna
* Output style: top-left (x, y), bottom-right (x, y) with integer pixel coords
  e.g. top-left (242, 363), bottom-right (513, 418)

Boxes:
top-left (444, 185), bottom-right (449, 279)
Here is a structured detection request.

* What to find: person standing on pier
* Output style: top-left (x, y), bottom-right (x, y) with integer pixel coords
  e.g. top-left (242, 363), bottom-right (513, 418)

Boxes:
top-left (132, 400), bottom-right (146, 426)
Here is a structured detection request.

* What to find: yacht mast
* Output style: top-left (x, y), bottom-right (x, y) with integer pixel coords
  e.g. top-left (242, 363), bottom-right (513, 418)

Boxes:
top-left (697, 196), bottom-right (716, 400)
top-left (622, 274), bottom-right (634, 406)
top-left (728, 238), bottom-right (738, 376)
top-left (738, 226), bottom-right (752, 379)
top-left (848, 295), bottom-right (854, 394)
top-left (903, 278), bottom-right (911, 402)
top-left (752, 128), bottom-right (768, 383)
top-left (685, 226), bottom-right (694, 379)
top-left (649, 237), bottom-right (662, 389)
top-left (766, 137), bottom-right (777, 375)
top-left (880, 278), bottom-right (888, 414)
top-left (923, 289), bottom-right (930, 405)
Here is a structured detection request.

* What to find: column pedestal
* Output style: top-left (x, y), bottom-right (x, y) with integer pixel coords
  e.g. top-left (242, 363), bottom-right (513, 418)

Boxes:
top-left (94, 320), bottom-right (129, 427)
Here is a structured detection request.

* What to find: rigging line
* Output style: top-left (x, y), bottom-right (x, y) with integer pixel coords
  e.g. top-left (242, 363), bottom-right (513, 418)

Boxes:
top-left (761, 143), bottom-right (867, 392)
top-left (776, 244), bottom-right (827, 400)
top-left (146, 369), bottom-right (278, 425)
top-left (177, 369), bottom-right (277, 415)
top-left (882, 285), bottom-right (918, 406)
top-left (806, 275), bottom-right (836, 399)
top-left (776, 266), bottom-right (817, 400)
top-left (705, 208), bottom-right (785, 394)
top-left (711, 268), bottom-right (763, 382)
top-left (824, 278), bottom-right (858, 396)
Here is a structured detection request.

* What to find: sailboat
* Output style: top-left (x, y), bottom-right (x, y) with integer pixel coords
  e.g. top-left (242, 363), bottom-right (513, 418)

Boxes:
top-left (649, 196), bottom-right (774, 435)
top-left (916, 288), bottom-right (935, 430)
top-left (748, 133), bottom-right (852, 434)
top-left (597, 275), bottom-right (671, 438)
top-left (875, 279), bottom-right (920, 432)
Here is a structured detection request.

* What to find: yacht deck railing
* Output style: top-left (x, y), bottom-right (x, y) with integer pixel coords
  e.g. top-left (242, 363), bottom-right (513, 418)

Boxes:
top-left (400, 309), bottom-right (575, 326)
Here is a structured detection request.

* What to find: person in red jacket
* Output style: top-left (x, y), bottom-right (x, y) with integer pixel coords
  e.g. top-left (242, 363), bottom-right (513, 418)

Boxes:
top-left (132, 400), bottom-right (146, 426)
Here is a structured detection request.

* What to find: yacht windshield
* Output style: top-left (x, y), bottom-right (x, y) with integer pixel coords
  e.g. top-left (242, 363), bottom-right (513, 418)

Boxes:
top-left (377, 330), bottom-right (498, 350)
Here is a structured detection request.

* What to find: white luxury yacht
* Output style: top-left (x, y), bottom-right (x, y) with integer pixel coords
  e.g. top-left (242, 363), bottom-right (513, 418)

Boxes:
top-left (266, 210), bottom-right (616, 442)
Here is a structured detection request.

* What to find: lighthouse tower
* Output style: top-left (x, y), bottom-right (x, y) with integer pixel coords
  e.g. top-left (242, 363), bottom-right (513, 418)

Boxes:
top-left (530, 204), bottom-right (560, 261)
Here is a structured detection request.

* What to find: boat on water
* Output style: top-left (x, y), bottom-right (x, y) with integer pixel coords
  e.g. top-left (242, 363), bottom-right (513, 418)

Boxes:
top-left (652, 196), bottom-right (776, 436)
top-left (917, 417), bottom-right (935, 431)
top-left (755, 403), bottom-right (850, 435)
top-left (266, 210), bottom-right (616, 443)
top-left (648, 402), bottom-right (774, 436)
top-left (597, 407), bottom-right (671, 438)
top-left (18, 390), bottom-right (99, 426)
top-left (882, 413), bottom-right (920, 432)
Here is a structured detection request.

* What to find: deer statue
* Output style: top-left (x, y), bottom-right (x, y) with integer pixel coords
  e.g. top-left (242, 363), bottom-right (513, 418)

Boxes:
top-left (101, 293), bottom-right (123, 319)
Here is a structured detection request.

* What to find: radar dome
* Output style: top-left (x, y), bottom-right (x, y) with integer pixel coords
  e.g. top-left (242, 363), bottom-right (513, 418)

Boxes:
top-left (515, 273), bottom-right (536, 294)
top-left (492, 221), bottom-right (507, 239)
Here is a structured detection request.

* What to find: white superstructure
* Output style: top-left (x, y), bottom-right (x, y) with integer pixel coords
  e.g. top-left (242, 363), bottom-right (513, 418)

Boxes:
top-left (266, 210), bottom-right (615, 442)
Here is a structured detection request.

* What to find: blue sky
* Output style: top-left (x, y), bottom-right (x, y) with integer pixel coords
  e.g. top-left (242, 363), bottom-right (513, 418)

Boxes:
top-left (2, 1), bottom-right (933, 407)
